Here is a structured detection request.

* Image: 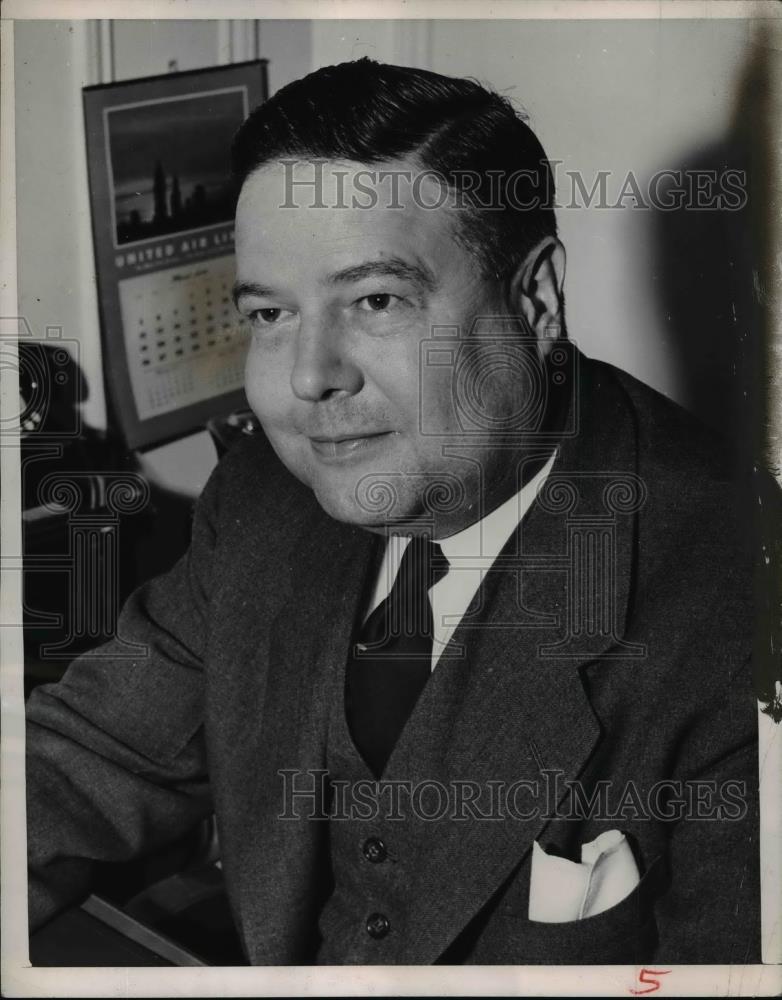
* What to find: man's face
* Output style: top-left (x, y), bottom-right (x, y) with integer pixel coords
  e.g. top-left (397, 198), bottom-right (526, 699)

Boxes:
top-left (235, 159), bottom-right (536, 534)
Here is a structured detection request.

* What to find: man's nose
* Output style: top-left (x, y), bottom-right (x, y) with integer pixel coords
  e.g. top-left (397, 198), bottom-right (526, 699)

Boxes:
top-left (290, 315), bottom-right (363, 402)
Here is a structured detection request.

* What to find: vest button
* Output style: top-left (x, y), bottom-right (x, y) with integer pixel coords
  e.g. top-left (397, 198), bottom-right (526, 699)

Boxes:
top-left (362, 837), bottom-right (387, 863)
top-left (366, 912), bottom-right (390, 939)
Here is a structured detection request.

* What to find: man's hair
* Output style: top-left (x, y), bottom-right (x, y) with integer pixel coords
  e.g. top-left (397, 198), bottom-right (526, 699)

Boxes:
top-left (231, 58), bottom-right (557, 281)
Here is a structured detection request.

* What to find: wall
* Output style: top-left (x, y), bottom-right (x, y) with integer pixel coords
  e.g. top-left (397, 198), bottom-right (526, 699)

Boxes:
top-left (14, 17), bottom-right (763, 494)
top-left (15, 22), bottom-right (107, 433)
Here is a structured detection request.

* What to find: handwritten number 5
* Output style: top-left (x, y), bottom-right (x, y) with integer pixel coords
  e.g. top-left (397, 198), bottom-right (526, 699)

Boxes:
top-left (629, 968), bottom-right (671, 995)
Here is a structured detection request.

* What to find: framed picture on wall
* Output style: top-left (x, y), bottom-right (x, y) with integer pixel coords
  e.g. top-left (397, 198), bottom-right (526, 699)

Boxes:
top-left (83, 59), bottom-right (268, 450)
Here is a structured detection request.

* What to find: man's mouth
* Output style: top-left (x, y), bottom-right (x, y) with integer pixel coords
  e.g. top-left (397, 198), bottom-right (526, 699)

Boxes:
top-left (308, 431), bottom-right (393, 461)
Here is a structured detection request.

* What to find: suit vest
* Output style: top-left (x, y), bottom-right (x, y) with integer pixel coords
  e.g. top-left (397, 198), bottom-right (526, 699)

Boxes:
top-left (315, 610), bottom-right (487, 964)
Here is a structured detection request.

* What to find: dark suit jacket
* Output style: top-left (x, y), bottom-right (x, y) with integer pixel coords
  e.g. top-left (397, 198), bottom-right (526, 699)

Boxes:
top-left (26, 353), bottom-right (764, 964)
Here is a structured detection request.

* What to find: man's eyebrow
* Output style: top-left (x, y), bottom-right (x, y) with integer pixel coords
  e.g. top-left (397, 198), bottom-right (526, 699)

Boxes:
top-left (325, 257), bottom-right (437, 291)
top-left (232, 280), bottom-right (274, 309)
top-left (232, 257), bottom-right (437, 308)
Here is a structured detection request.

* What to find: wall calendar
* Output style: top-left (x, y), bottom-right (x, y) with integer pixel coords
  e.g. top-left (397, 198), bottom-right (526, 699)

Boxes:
top-left (83, 60), bottom-right (268, 449)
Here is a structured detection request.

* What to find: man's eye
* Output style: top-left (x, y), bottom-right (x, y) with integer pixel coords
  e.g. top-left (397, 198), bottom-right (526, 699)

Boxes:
top-left (358, 293), bottom-right (401, 313)
top-left (249, 308), bottom-right (288, 325)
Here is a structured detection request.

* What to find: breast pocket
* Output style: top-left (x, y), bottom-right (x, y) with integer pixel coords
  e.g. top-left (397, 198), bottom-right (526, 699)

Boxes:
top-left (487, 854), bottom-right (666, 965)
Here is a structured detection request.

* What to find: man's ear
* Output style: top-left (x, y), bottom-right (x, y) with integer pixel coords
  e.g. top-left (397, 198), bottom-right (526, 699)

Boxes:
top-left (506, 236), bottom-right (566, 356)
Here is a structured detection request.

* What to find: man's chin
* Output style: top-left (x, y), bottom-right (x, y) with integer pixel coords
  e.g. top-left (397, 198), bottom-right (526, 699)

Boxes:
top-left (308, 474), bottom-right (425, 532)
top-left (310, 482), bottom-right (393, 530)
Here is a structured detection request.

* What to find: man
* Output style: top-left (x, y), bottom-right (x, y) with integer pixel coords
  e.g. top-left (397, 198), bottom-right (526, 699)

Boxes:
top-left (27, 58), bottom-right (768, 965)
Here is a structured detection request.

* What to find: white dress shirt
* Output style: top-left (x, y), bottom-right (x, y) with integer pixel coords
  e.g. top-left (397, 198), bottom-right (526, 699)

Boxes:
top-left (365, 449), bottom-right (557, 670)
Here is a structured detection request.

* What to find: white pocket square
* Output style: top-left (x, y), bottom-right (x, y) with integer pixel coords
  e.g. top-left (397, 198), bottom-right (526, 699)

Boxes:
top-left (528, 829), bottom-right (640, 923)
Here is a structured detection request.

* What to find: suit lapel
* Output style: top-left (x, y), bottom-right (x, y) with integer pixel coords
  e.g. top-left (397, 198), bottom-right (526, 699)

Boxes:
top-left (380, 354), bottom-right (645, 963)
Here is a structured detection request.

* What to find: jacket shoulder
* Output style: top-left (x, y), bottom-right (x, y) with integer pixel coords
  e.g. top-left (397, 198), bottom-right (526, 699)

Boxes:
top-left (198, 430), bottom-right (320, 553)
top-left (595, 359), bottom-right (738, 486)
top-left (592, 358), bottom-right (782, 540)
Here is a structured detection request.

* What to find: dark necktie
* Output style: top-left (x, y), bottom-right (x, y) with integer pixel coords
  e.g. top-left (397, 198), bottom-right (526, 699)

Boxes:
top-left (345, 536), bottom-right (449, 779)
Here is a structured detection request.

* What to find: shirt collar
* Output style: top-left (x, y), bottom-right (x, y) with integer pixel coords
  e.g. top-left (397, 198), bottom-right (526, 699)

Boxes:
top-left (368, 449), bottom-right (557, 618)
